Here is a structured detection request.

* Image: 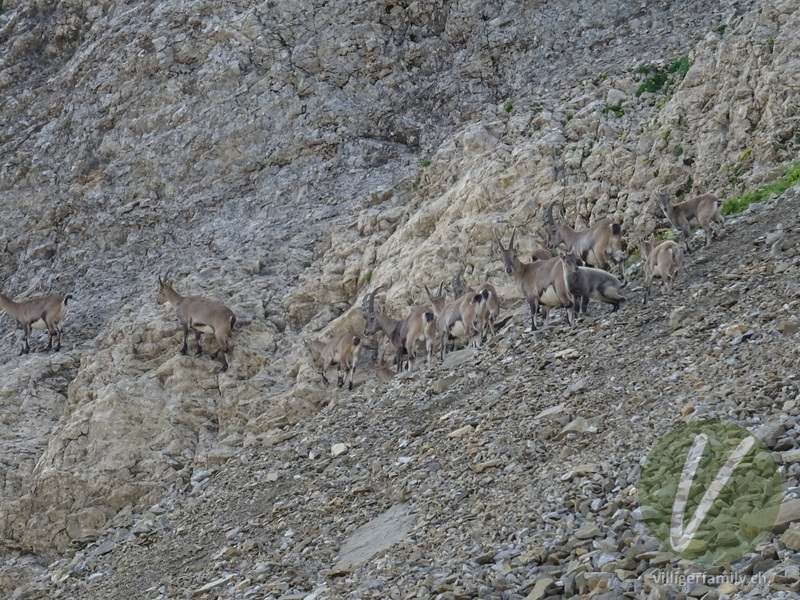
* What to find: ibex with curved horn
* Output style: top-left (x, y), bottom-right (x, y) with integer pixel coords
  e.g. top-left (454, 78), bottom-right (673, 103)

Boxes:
top-left (362, 286), bottom-right (436, 373)
top-left (495, 227), bottom-right (577, 330)
top-left (0, 288), bottom-right (72, 354)
top-left (157, 276), bottom-right (236, 372)
top-left (543, 200), bottom-right (626, 283)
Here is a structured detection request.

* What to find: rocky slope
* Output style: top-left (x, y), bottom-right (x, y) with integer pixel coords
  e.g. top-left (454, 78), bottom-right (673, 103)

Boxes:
top-left (17, 190), bottom-right (800, 600)
top-left (2, 0), bottom-right (800, 596)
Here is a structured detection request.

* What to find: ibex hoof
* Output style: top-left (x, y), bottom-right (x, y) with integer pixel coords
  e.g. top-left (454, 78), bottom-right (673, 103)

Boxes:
top-left (348, 382), bottom-right (354, 391)
top-left (337, 378), bottom-right (344, 388)
top-left (220, 364), bottom-right (228, 373)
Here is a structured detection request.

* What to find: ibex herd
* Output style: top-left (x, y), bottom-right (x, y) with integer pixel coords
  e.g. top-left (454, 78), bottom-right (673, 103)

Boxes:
top-left (0, 191), bottom-right (723, 385)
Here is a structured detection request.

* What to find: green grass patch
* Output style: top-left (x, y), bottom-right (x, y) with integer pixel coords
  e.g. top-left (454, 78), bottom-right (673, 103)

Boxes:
top-left (635, 56), bottom-right (691, 97)
top-left (722, 160), bottom-right (800, 215)
top-left (604, 104), bottom-right (624, 118)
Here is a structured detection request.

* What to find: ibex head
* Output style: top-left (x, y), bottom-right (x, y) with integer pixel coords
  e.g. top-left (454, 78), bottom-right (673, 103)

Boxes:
top-left (494, 227), bottom-right (518, 275)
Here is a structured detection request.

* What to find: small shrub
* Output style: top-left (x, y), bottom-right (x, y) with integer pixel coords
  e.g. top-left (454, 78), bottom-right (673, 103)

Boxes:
top-left (503, 101), bottom-right (513, 113)
top-left (592, 73), bottom-right (607, 86)
top-left (674, 146), bottom-right (684, 157)
top-left (604, 104), bottom-right (624, 118)
top-left (714, 24), bottom-right (727, 35)
top-left (362, 270), bottom-right (373, 285)
top-left (419, 159), bottom-right (431, 168)
top-left (303, 261), bottom-right (312, 269)
top-left (661, 127), bottom-right (672, 140)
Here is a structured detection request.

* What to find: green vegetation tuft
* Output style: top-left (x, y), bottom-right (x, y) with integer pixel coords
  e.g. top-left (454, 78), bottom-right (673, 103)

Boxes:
top-left (362, 270), bottom-right (373, 285)
top-left (722, 161), bottom-right (800, 215)
top-left (635, 56), bottom-right (691, 97)
top-left (503, 101), bottom-right (514, 113)
top-left (604, 104), bottom-right (624, 118)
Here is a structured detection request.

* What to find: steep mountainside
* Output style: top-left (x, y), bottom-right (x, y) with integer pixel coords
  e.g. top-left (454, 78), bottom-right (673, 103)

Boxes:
top-left (2, 0), bottom-right (800, 597)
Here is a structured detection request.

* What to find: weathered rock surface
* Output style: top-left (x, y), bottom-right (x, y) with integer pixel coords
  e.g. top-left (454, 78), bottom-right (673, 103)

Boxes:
top-left (2, 0), bottom-right (800, 597)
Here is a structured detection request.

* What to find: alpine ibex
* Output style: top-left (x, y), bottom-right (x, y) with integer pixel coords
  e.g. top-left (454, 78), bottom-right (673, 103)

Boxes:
top-left (157, 276), bottom-right (236, 372)
top-left (451, 270), bottom-right (500, 341)
top-left (544, 201), bottom-right (626, 283)
top-left (0, 290), bottom-right (71, 354)
top-left (362, 286), bottom-right (436, 373)
top-left (425, 282), bottom-right (485, 359)
top-left (566, 256), bottom-right (626, 314)
top-left (658, 193), bottom-right (724, 253)
top-left (638, 238), bottom-right (684, 305)
top-left (495, 228), bottom-right (577, 330)
top-left (309, 331), bottom-right (363, 390)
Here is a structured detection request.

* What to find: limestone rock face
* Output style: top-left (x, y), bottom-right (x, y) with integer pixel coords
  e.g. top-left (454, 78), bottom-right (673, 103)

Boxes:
top-left (2, 0), bottom-right (800, 594)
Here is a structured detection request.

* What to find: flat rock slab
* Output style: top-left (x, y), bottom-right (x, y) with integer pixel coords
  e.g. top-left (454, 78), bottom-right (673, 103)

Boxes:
top-left (332, 504), bottom-right (416, 572)
top-left (441, 348), bottom-right (476, 370)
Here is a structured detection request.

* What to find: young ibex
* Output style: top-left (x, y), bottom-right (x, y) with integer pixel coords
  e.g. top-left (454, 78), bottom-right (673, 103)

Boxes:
top-left (309, 331), bottom-right (363, 390)
top-left (565, 256), bottom-right (626, 314)
top-left (362, 286), bottom-right (436, 373)
top-left (0, 290), bottom-right (72, 354)
top-left (451, 270), bottom-right (500, 341)
top-left (530, 232), bottom-right (554, 262)
top-left (495, 228), bottom-right (577, 330)
top-left (638, 238), bottom-right (684, 305)
top-left (425, 282), bottom-right (485, 359)
top-left (658, 193), bottom-right (724, 253)
top-left (543, 201), bottom-right (626, 283)
top-left (157, 276), bottom-right (236, 372)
